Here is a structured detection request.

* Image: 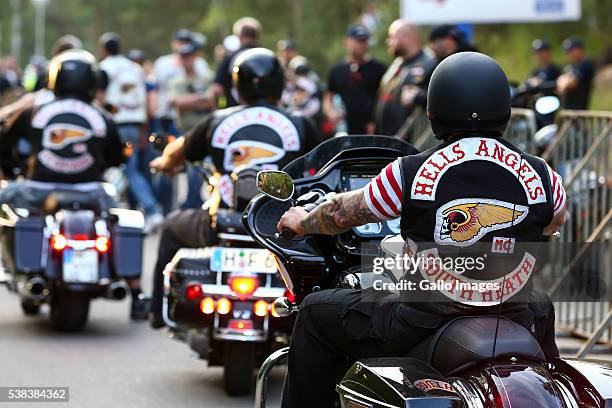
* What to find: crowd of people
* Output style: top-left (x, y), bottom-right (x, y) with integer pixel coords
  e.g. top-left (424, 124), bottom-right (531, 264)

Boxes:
top-left (0, 16), bottom-right (597, 231)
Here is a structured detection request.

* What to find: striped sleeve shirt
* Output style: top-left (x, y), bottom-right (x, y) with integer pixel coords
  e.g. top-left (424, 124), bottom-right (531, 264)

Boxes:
top-left (362, 158), bottom-right (567, 221)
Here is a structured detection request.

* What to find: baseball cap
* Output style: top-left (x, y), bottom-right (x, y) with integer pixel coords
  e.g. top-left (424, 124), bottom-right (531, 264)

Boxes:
top-left (173, 28), bottom-right (192, 42)
top-left (429, 24), bottom-right (462, 42)
top-left (532, 39), bottom-right (550, 52)
top-left (346, 25), bottom-right (371, 41)
top-left (562, 36), bottom-right (584, 52)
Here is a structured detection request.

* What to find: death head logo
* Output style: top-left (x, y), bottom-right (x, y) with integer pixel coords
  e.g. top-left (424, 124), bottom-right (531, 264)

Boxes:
top-left (435, 198), bottom-right (528, 246)
top-left (42, 124), bottom-right (92, 150)
top-left (224, 140), bottom-right (285, 170)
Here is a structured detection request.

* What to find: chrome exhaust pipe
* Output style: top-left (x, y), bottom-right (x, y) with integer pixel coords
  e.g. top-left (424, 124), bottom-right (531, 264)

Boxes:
top-left (106, 281), bottom-right (128, 300)
top-left (18, 276), bottom-right (49, 301)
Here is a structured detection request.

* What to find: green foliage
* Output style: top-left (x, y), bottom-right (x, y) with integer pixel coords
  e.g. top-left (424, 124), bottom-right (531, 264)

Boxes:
top-left (0, 0), bottom-right (609, 107)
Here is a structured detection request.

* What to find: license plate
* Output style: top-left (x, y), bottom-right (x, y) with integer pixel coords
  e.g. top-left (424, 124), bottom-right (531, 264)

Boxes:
top-left (210, 248), bottom-right (276, 273)
top-left (63, 249), bottom-right (98, 283)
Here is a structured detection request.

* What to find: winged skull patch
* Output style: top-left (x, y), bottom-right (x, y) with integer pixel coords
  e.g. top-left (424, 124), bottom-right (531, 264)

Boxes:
top-left (434, 198), bottom-right (528, 246)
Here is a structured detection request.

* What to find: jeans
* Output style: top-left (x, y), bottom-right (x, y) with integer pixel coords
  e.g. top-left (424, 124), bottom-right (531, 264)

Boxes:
top-left (118, 124), bottom-right (158, 215)
top-left (181, 164), bottom-right (204, 209)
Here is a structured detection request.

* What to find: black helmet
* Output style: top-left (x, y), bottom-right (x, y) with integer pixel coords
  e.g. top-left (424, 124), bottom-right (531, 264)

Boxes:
top-left (232, 48), bottom-right (284, 104)
top-left (427, 52), bottom-right (511, 140)
top-left (47, 49), bottom-right (100, 100)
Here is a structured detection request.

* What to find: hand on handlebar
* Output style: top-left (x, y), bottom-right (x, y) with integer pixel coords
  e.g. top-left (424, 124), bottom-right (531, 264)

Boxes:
top-left (276, 206), bottom-right (309, 238)
top-left (149, 156), bottom-right (182, 177)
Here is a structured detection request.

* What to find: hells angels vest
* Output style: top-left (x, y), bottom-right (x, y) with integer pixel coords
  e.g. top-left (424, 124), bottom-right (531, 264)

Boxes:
top-left (399, 136), bottom-right (554, 317)
top-left (206, 104), bottom-right (308, 207)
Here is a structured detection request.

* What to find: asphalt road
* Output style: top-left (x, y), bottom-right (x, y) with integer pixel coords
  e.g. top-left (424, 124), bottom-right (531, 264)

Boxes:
top-left (0, 232), bottom-right (283, 408)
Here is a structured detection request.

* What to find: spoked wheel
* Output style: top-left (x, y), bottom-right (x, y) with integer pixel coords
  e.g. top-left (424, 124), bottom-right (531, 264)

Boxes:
top-left (223, 341), bottom-right (256, 396)
top-left (50, 292), bottom-right (90, 332)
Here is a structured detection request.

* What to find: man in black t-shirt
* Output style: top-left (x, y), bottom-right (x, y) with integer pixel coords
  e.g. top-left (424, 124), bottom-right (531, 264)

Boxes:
top-left (148, 49), bottom-right (322, 328)
top-left (374, 19), bottom-right (436, 136)
top-left (210, 17), bottom-right (261, 109)
top-left (557, 37), bottom-right (595, 110)
top-left (324, 25), bottom-right (386, 135)
top-left (528, 39), bottom-right (561, 88)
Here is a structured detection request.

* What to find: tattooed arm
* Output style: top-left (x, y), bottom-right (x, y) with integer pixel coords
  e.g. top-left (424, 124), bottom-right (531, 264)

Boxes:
top-left (276, 189), bottom-right (381, 236)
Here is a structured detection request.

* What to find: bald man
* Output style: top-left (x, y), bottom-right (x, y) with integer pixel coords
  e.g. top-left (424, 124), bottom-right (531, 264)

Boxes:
top-left (374, 19), bottom-right (436, 137)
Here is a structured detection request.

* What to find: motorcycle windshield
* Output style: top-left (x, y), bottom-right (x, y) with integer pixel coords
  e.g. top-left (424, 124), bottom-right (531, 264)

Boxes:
top-left (283, 135), bottom-right (418, 179)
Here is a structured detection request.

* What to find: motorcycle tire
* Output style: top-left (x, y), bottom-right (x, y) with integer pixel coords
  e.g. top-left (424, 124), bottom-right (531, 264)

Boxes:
top-left (50, 292), bottom-right (90, 332)
top-left (21, 299), bottom-right (40, 316)
top-left (223, 342), bottom-right (255, 396)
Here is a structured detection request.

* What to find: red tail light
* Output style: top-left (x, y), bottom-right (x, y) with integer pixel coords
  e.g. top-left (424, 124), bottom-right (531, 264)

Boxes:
top-left (184, 283), bottom-right (203, 302)
top-left (228, 276), bottom-right (258, 298)
top-left (200, 297), bottom-right (215, 314)
top-left (217, 297), bottom-right (232, 315)
top-left (51, 234), bottom-right (67, 251)
top-left (228, 319), bottom-right (254, 330)
top-left (95, 236), bottom-right (110, 253)
top-left (254, 300), bottom-right (268, 317)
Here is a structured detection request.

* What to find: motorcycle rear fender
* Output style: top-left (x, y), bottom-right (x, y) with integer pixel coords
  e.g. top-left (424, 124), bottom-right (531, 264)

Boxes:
top-left (462, 360), bottom-right (567, 408)
top-left (337, 357), bottom-right (462, 408)
top-left (549, 358), bottom-right (612, 407)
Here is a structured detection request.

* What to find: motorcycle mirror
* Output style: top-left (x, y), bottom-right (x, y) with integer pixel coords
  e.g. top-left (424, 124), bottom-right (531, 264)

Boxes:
top-left (256, 171), bottom-right (294, 201)
top-left (534, 96), bottom-right (560, 115)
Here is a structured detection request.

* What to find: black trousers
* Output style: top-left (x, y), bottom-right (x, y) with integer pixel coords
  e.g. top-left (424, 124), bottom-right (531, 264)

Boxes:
top-left (150, 208), bottom-right (215, 316)
top-left (281, 288), bottom-right (559, 408)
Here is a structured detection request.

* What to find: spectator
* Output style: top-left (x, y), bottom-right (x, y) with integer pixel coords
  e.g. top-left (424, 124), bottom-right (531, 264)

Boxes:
top-left (374, 19), bottom-right (436, 136)
top-left (324, 25), bottom-right (386, 135)
top-left (128, 48), bottom-right (175, 216)
top-left (277, 39), bottom-right (298, 69)
top-left (428, 24), bottom-right (476, 62)
top-left (528, 39), bottom-right (561, 87)
top-left (169, 41), bottom-right (214, 209)
top-left (557, 36), bottom-right (595, 110)
top-left (152, 29), bottom-right (212, 135)
top-left (210, 17), bottom-right (261, 108)
top-left (99, 32), bottom-right (164, 232)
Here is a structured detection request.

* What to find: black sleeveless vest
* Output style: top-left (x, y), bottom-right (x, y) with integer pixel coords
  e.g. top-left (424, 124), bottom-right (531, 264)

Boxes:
top-left (398, 135), bottom-right (554, 317)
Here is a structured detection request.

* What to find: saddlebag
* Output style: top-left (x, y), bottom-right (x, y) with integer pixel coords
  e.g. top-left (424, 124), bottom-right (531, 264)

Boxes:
top-left (166, 248), bottom-right (216, 327)
top-left (337, 358), bottom-right (463, 408)
top-left (109, 209), bottom-right (144, 278)
top-left (14, 216), bottom-right (47, 273)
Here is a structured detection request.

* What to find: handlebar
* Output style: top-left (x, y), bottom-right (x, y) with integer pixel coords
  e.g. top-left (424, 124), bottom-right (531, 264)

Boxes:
top-left (276, 228), bottom-right (297, 240)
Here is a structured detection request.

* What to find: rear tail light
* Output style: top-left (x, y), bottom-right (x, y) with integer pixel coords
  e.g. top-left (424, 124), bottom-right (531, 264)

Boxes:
top-left (228, 319), bottom-right (254, 330)
top-left (228, 276), bottom-right (258, 298)
top-left (51, 234), bottom-right (67, 251)
top-left (95, 236), bottom-right (110, 253)
top-left (217, 297), bottom-right (232, 315)
top-left (200, 297), bottom-right (215, 314)
top-left (254, 300), bottom-right (268, 317)
top-left (185, 283), bottom-right (203, 302)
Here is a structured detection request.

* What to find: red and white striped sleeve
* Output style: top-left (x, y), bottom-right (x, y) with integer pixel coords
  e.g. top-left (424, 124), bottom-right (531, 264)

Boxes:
top-left (546, 163), bottom-right (566, 216)
top-left (363, 159), bottom-right (404, 220)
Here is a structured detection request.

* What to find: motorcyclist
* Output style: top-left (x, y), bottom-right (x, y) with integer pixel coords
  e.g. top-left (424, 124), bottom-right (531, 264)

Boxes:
top-left (148, 48), bottom-right (323, 328)
top-left (0, 49), bottom-right (150, 319)
top-left (276, 52), bottom-right (566, 407)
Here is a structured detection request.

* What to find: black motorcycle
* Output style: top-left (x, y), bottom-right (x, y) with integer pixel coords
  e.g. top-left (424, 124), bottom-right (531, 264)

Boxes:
top-left (244, 135), bottom-right (612, 407)
top-left (158, 153), bottom-right (294, 396)
top-left (0, 180), bottom-right (144, 332)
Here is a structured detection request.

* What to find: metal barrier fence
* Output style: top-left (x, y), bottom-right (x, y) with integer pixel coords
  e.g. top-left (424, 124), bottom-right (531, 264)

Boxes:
top-left (543, 110), bottom-right (612, 357)
top-left (397, 108), bottom-right (539, 154)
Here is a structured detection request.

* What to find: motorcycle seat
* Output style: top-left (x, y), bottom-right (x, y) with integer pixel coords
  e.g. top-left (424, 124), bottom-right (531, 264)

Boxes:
top-left (407, 316), bottom-right (545, 376)
top-left (216, 209), bottom-right (246, 234)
